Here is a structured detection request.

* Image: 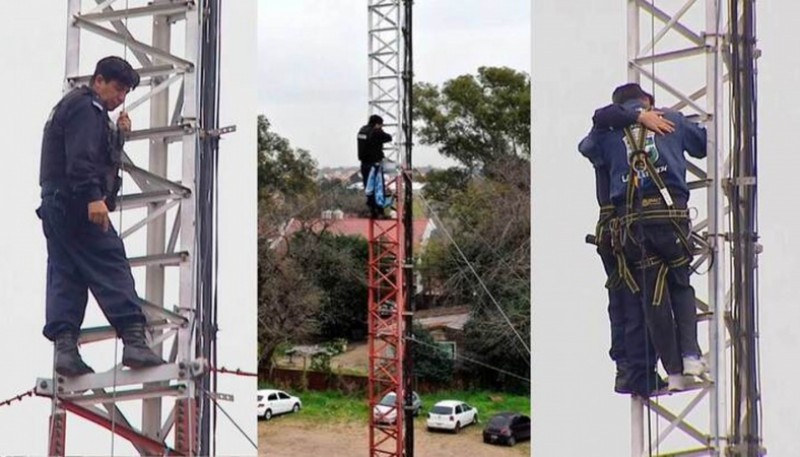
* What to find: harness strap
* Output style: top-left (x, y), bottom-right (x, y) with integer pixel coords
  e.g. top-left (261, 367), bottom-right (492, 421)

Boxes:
top-left (607, 218), bottom-right (640, 294)
top-left (631, 255), bottom-right (670, 306)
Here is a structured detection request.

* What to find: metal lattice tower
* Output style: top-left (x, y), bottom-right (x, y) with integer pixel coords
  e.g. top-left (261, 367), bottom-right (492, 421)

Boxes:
top-left (368, 0), bottom-right (403, 161)
top-left (35, 1), bottom-right (227, 455)
top-left (367, 1), bottom-right (413, 456)
top-left (627, 1), bottom-right (763, 456)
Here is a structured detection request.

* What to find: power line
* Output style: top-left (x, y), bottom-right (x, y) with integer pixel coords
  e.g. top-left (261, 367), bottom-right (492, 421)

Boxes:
top-left (201, 389), bottom-right (258, 451)
top-left (417, 193), bottom-right (530, 355)
top-left (406, 336), bottom-right (530, 383)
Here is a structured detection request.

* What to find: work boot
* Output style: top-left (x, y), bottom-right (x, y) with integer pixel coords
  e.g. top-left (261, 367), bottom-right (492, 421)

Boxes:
top-left (54, 330), bottom-right (94, 377)
top-left (613, 363), bottom-right (631, 394)
top-left (627, 370), bottom-right (668, 397)
top-left (119, 322), bottom-right (165, 369)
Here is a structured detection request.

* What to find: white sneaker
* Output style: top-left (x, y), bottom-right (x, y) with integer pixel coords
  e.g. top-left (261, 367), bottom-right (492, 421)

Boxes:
top-left (683, 355), bottom-right (708, 376)
top-left (668, 374), bottom-right (688, 392)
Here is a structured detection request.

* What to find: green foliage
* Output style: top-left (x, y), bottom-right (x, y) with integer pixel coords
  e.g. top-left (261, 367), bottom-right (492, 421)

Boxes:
top-left (257, 116), bottom-right (369, 371)
top-left (411, 326), bottom-right (454, 385)
top-left (258, 232), bottom-right (322, 372)
top-left (287, 230), bottom-right (369, 341)
top-left (259, 389), bottom-right (530, 425)
top-left (318, 178), bottom-right (371, 218)
top-left (420, 167), bottom-right (472, 203)
top-left (323, 338), bottom-right (349, 356)
top-left (310, 353), bottom-right (332, 373)
top-left (414, 66), bottom-right (530, 169)
top-left (257, 115), bottom-right (318, 200)
top-left (414, 67), bottom-right (531, 392)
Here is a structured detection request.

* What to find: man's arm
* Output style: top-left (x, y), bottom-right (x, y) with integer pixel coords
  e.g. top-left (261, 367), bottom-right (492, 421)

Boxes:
top-left (593, 103), bottom-right (676, 135)
top-left (578, 129), bottom-right (605, 167)
top-left (592, 104), bottom-right (639, 130)
top-left (680, 114), bottom-right (707, 159)
top-left (64, 101), bottom-right (106, 202)
top-left (374, 128), bottom-right (392, 144)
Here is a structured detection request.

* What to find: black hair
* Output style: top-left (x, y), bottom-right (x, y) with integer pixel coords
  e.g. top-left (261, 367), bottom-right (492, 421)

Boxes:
top-left (368, 114), bottom-right (384, 126)
top-left (612, 83), bottom-right (649, 105)
top-left (91, 56), bottom-right (140, 90)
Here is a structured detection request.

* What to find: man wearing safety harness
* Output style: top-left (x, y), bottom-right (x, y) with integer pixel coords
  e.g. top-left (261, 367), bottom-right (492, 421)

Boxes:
top-left (580, 89), bottom-right (676, 396)
top-left (38, 56), bottom-right (165, 376)
top-left (581, 83), bottom-right (708, 393)
top-left (357, 114), bottom-right (393, 218)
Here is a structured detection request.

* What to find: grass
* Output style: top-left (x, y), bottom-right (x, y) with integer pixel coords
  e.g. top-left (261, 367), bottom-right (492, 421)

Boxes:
top-left (257, 387), bottom-right (530, 424)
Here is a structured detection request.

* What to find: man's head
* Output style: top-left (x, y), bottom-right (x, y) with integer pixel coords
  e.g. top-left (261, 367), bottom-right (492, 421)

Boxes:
top-left (90, 56), bottom-right (140, 111)
top-left (368, 114), bottom-right (384, 128)
top-left (612, 83), bottom-right (653, 109)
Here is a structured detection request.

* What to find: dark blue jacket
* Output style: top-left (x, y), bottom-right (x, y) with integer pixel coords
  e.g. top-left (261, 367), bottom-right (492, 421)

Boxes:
top-left (40, 86), bottom-right (122, 203)
top-left (579, 99), bottom-right (707, 205)
top-left (357, 124), bottom-right (392, 163)
top-left (579, 103), bottom-right (640, 207)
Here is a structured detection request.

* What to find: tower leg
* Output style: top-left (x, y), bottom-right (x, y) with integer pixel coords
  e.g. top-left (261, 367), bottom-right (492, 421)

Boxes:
top-left (48, 405), bottom-right (67, 457)
top-left (175, 397), bottom-right (198, 456)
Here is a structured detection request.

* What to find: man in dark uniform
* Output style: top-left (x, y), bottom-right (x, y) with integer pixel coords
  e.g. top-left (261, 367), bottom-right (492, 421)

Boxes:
top-left (580, 89), bottom-right (675, 396)
top-left (357, 115), bottom-right (392, 217)
top-left (580, 83), bottom-right (707, 392)
top-left (38, 56), bottom-right (165, 376)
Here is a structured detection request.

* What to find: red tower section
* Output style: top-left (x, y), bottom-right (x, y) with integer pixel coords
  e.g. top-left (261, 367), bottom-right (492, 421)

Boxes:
top-left (367, 174), bottom-right (406, 457)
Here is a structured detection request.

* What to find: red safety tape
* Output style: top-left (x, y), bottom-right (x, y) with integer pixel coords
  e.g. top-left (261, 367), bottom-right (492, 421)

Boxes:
top-left (209, 366), bottom-right (258, 377)
top-left (0, 388), bottom-right (35, 408)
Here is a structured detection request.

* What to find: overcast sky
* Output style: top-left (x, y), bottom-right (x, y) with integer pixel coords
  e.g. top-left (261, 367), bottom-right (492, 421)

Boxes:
top-left (0, 2), bottom-right (257, 455)
top-left (258, 0), bottom-right (531, 169)
top-left (533, 1), bottom-right (800, 456)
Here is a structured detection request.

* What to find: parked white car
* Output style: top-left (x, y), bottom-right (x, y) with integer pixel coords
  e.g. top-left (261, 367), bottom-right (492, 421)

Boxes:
top-left (426, 400), bottom-right (479, 433)
top-left (257, 389), bottom-right (302, 421)
top-left (373, 391), bottom-right (422, 424)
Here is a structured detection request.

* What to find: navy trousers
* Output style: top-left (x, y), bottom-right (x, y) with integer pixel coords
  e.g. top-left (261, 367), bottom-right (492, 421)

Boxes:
top-left (599, 245), bottom-right (657, 375)
top-left (37, 188), bottom-right (145, 341)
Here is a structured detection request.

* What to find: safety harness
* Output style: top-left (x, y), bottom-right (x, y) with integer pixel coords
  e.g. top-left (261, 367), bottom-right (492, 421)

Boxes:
top-left (595, 124), bottom-right (694, 306)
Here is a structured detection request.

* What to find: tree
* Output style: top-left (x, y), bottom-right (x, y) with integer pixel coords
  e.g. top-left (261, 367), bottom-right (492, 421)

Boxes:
top-left (257, 234), bottom-right (322, 372)
top-left (413, 68), bottom-right (531, 391)
top-left (318, 178), bottom-right (372, 218)
top-left (411, 325), bottom-right (454, 385)
top-left (287, 231), bottom-right (369, 341)
top-left (414, 66), bottom-right (530, 170)
top-left (258, 115), bottom-right (318, 198)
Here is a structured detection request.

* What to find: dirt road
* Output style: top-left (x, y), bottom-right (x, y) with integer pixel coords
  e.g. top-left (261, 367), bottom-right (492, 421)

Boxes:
top-left (259, 416), bottom-right (529, 457)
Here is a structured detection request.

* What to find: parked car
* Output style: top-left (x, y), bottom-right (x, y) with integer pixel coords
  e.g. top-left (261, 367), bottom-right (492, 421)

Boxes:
top-left (482, 412), bottom-right (531, 446)
top-left (426, 400), bottom-right (478, 433)
top-left (257, 389), bottom-right (302, 421)
top-left (373, 391), bottom-right (422, 424)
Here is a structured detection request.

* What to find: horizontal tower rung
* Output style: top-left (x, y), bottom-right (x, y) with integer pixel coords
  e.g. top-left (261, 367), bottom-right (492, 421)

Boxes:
top-left (68, 64), bottom-right (180, 87)
top-left (78, 319), bottom-right (173, 345)
top-left (64, 385), bottom-right (184, 405)
top-left (651, 447), bottom-right (714, 457)
top-left (126, 124), bottom-right (194, 142)
top-left (117, 190), bottom-right (178, 210)
top-left (36, 360), bottom-right (206, 394)
top-left (78, 1), bottom-right (193, 22)
top-left (129, 252), bottom-right (189, 267)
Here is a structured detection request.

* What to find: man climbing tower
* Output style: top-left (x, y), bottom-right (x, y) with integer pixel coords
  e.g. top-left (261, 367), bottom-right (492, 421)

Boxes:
top-left (580, 87), bottom-right (675, 396)
top-left (357, 114), bottom-right (392, 218)
top-left (580, 83), bottom-right (708, 393)
top-left (38, 56), bottom-right (166, 376)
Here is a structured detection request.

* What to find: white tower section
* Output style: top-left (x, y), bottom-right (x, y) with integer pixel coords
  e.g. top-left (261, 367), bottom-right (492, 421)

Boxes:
top-left (368, 0), bottom-right (405, 163)
top-left (626, 1), bottom-right (757, 455)
top-left (37, 1), bottom-right (211, 455)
